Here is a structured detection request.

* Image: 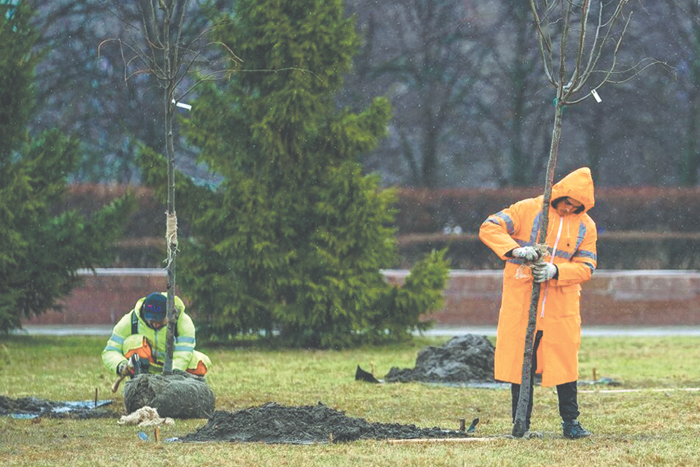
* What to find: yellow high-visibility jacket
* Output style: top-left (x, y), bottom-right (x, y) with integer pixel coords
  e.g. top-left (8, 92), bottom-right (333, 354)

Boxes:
top-left (479, 167), bottom-right (597, 387)
top-left (102, 294), bottom-right (209, 375)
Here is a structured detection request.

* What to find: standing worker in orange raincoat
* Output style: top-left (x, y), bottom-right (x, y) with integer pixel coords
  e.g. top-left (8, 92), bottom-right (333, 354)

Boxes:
top-left (479, 167), bottom-right (597, 439)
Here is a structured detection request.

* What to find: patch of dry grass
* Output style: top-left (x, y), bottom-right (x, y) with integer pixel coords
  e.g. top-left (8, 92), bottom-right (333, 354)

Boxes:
top-left (1, 335), bottom-right (700, 466)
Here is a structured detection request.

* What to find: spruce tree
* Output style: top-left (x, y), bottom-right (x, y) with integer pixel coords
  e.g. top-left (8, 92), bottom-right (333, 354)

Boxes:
top-left (140, 0), bottom-right (449, 347)
top-left (0, 2), bottom-right (134, 332)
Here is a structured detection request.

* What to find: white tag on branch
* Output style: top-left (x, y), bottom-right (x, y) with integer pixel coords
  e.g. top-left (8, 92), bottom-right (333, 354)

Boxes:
top-left (171, 99), bottom-right (192, 110)
top-left (591, 89), bottom-right (602, 103)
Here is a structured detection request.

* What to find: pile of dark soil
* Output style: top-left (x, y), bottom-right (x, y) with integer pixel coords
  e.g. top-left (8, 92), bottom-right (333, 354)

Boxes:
top-left (384, 334), bottom-right (495, 384)
top-left (181, 402), bottom-right (469, 444)
top-left (0, 395), bottom-right (116, 419)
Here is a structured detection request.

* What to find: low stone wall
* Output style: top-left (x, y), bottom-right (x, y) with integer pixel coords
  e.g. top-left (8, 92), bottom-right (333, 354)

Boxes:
top-left (25, 269), bottom-right (167, 326)
top-left (24, 269), bottom-right (700, 327)
top-left (427, 270), bottom-right (700, 326)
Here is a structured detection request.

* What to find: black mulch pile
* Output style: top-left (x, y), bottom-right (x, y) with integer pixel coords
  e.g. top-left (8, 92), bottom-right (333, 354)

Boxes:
top-left (0, 395), bottom-right (117, 419)
top-left (384, 334), bottom-right (496, 384)
top-left (181, 402), bottom-right (470, 444)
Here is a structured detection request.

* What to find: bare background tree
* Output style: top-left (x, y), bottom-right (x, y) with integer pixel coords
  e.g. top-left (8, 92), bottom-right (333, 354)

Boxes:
top-left (655, 0), bottom-right (700, 186)
top-left (22, 0), bottom-right (696, 188)
top-left (30, 0), bottom-right (230, 184)
top-left (469, 0), bottom-right (552, 186)
top-left (345, 0), bottom-right (490, 188)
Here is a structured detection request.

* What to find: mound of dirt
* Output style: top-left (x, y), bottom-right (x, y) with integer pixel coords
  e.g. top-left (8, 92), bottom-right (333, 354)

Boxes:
top-left (384, 334), bottom-right (495, 384)
top-left (181, 402), bottom-right (469, 444)
top-left (0, 395), bottom-right (116, 419)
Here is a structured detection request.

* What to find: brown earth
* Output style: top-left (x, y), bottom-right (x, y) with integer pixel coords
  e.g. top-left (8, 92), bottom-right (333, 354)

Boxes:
top-left (181, 335), bottom-right (492, 444)
top-left (181, 402), bottom-right (472, 444)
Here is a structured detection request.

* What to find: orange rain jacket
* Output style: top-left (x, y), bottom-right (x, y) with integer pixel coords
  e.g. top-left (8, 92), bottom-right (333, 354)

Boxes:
top-left (479, 167), bottom-right (597, 387)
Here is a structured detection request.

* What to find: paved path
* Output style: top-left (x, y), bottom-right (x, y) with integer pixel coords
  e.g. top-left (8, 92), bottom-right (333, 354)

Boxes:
top-left (13, 325), bottom-right (114, 336)
top-left (12, 324), bottom-right (700, 337)
top-left (424, 325), bottom-right (700, 337)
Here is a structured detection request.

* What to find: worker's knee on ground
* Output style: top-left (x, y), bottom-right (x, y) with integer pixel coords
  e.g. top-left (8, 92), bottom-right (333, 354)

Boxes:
top-left (123, 335), bottom-right (155, 363)
top-left (186, 350), bottom-right (210, 376)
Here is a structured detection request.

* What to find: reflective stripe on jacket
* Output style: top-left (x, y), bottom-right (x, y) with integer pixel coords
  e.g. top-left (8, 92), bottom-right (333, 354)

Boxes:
top-left (101, 294), bottom-right (199, 374)
top-left (479, 167), bottom-right (598, 387)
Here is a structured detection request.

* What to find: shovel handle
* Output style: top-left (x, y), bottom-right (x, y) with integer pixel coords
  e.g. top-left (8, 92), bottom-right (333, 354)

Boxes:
top-left (111, 374), bottom-right (127, 393)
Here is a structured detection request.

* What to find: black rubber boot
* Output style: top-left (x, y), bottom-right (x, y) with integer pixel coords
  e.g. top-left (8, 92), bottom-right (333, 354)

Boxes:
top-left (562, 420), bottom-right (591, 439)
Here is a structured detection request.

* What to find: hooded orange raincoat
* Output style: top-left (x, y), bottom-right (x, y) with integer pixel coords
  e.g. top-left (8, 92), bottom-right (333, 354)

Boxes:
top-left (479, 167), bottom-right (597, 387)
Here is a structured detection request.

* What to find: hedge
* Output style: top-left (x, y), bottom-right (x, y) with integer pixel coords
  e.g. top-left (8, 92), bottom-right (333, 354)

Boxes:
top-left (395, 187), bottom-right (700, 234)
top-left (61, 185), bottom-right (700, 269)
top-left (397, 232), bottom-right (700, 270)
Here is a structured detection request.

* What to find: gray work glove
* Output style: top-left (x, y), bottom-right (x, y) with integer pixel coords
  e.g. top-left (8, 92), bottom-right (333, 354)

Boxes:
top-left (117, 359), bottom-right (134, 377)
top-left (511, 246), bottom-right (540, 262)
top-left (532, 262), bottom-right (557, 283)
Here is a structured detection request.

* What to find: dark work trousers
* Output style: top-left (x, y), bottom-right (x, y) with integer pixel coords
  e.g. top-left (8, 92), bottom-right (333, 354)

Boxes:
top-left (511, 330), bottom-right (580, 429)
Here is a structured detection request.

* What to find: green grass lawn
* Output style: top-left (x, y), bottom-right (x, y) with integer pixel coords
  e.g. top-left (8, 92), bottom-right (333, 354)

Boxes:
top-left (1, 334), bottom-right (700, 466)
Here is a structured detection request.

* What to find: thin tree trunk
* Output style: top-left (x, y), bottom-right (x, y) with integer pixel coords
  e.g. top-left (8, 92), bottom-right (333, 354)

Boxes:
top-left (164, 85), bottom-right (178, 374)
top-left (163, 5), bottom-right (177, 375)
top-left (512, 97), bottom-right (564, 438)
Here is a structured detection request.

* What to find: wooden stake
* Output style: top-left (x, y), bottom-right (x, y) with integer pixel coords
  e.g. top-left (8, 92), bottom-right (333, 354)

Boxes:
top-left (94, 388), bottom-right (98, 408)
top-left (386, 438), bottom-right (493, 445)
top-left (579, 387), bottom-right (700, 394)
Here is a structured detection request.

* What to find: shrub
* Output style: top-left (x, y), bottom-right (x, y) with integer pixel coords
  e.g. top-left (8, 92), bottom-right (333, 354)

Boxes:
top-left (0, 4), bottom-right (134, 332)
top-left (135, 0), bottom-right (450, 348)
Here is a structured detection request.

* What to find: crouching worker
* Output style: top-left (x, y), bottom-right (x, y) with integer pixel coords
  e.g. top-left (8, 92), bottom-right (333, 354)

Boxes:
top-left (102, 292), bottom-right (211, 379)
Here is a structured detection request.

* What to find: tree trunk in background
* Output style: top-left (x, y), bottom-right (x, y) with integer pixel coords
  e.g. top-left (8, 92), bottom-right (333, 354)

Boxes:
top-left (508, 0), bottom-right (534, 187)
top-left (681, 30), bottom-right (700, 186)
top-left (586, 103), bottom-right (605, 183)
top-left (681, 104), bottom-right (699, 186)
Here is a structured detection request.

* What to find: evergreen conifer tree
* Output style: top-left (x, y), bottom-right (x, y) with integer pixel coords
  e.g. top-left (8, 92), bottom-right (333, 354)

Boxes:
top-left (140, 0), bottom-right (449, 347)
top-left (0, 2), bottom-right (134, 332)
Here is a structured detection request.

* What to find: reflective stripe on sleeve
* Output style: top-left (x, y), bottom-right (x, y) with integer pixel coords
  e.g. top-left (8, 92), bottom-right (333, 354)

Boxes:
top-left (108, 333), bottom-right (125, 344)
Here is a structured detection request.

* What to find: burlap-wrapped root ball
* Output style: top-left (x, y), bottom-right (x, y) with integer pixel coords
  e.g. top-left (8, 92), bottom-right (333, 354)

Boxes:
top-left (124, 372), bottom-right (215, 419)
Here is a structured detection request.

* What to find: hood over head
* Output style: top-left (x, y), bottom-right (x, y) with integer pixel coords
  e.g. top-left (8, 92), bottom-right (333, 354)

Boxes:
top-left (550, 167), bottom-right (595, 214)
